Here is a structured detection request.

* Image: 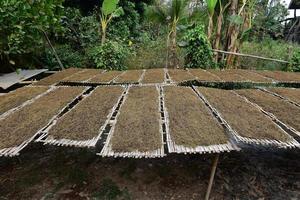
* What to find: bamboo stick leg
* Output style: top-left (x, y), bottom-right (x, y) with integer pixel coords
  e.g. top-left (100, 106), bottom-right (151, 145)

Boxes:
top-left (205, 154), bottom-right (220, 200)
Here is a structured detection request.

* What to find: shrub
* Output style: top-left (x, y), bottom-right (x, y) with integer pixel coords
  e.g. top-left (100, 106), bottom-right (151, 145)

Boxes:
top-left (240, 38), bottom-right (300, 70)
top-left (182, 25), bottom-right (214, 69)
top-left (87, 41), bottom-right (129, 70)
top-left (41, 45), bottom-right (85, 70)
top-left (290, 50), bottom-right (300, 72)
top-left (125, 36), bottom-right (168, 69)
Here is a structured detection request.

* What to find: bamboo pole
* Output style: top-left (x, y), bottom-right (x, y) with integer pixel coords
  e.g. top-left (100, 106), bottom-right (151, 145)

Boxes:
top-left (213, 49), bottom-right (290, 64)
top-left (205, 154), bottom-right (220, 200)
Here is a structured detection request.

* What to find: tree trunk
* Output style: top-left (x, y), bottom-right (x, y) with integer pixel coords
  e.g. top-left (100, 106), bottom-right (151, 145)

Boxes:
top-left (101, 27), bottom-right (106, 45)
top-left (169, 28), bottom-right (179, 69)
top-left (224, 0), bottom-right (239, 68)
top-left (214, 14), bottom-right (223, 62)
top-left (208, 16), bottom-right (214, 42)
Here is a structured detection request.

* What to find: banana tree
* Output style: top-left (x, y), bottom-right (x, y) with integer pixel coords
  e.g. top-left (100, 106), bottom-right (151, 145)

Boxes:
top-left (100, 0), bottom-right (124, 45)
top-left (205, 0), bottom-right (218, 41)
top-left (146, 0), bottom-right (189, 68)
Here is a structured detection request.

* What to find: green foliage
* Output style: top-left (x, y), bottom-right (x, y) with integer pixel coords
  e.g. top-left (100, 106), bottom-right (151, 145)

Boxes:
top-left (0, 0), bottom-right (64, 58)
top-left (88, 41), bottom-right (129, 70)
top-left (290, 51), bottom-right (300, 72)
top-left (252, 0), bottom-right (288, 39)
top-left (240, 39), bottom-right (300, 70)
top-left (182, 25), bottom-right (214, 68)
top-left (205, 0), bottom-right (218, 15)
top-left (41, 45), bottom-right (85, 70)
top-left (78, 15), bottom-right (100, 48)
top-left (103, 0), bottom-right (120, 16)
top-left (125, 35), bottom-right (168, 69)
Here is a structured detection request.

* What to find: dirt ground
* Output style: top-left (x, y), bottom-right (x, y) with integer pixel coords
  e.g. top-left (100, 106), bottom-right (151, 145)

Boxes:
top-left (0, 145), bottom-right (299, 200)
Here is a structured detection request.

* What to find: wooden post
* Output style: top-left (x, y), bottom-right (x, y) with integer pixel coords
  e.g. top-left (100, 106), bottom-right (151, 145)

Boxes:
top-left (205, 154), bottom-right (220, 200)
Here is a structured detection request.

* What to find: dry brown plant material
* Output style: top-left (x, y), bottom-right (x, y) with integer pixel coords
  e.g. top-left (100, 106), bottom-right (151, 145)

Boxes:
top-left (188, 69), bottom-right (221, 82)
top-left (111, 86), bottom-right (162, 152)
top-left (141, 69), bottom-right (165, 84)
top-left (164, 86), bottom-right (228, 147)
top-left (231, 69), bottom-right (272, 82)
top-left (256, 71), bottom-right (300, 82)
top-left (237, 89), bottom-right (300, 133)
top-left (114, 70), bottom-right (143, 83)
top-left (48, 86), bottom-right (124, 140)
top-left (0, 87), bottom-right (49, 115)
top-left (0, 87), bottom-right (85, 149)
top-left (34, 68), bottom-right (83, 86)
top-left (268, 88), bottom-right (300, 104)
top-left (89, 71), bottom-right (122, 83)
top-left (168, 69), bottom-right (196, 83)
top-left (198, 87), bottom-right (290, 141)
top-left (62, 69), bottom-right (103, 82)
top-left (208, 70), bottom-right (247, 82)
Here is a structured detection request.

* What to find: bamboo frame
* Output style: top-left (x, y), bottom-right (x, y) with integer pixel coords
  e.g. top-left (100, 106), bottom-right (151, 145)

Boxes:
top-left (0, 86), bottom-right (55, 120)
top-left (161, 86), bottom-right (238, 154)
top-left (0, 86), bottom-right (90, 157)
top-left (193, 86), bottom-right (299, 148)
top-left (98, 85), bottom-right (165, 158)
top-left (259, 88), bottom-right (300, 108)
top-left (36, 86), bottom-right (126, 148)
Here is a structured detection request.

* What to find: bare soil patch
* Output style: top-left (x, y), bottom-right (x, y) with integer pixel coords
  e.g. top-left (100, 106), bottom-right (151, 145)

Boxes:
top-left (62, 69), bottom-right (103, 82)
top-left (198, 87), bottom-right (290, 141)
top-left (88, 71), bottom-right (122, 84)
top-left (188, 69), bottom-right (221, 82)
top-left (34, 68), bottom-right (82, 86)
top-left (114, 70), bottom-right (143, 83)
top-left (0, 86), bottom-right (49, 115)
top-left (257, 71), bottom-right (300, 82)
top-left (141, 69), bottom-right (165, 84)
top-left (168, 69), bottom-right (196, 83)
top-left (164, 86), bottom-right (228, 147)
top-left (232, 69), bottom-right (272, 83)
top-left (0, 87), bottom-right (85, 149)
top-left (48, 86), bottom-right (124, 141)
top-left (111, 86), bottom-right (162, 152)
top-left (237, 89), bottom-right (300, 133)
top-left (268, 88), bottom-right (300, 104)
top-left (0, 148), bottom-right (299, 200)
top-left (208, 70), bottom-right (248, 82)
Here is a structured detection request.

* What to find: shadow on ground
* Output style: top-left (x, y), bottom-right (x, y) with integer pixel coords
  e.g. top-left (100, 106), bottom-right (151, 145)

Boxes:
top-left (0, 144), bottom-right (299, 200)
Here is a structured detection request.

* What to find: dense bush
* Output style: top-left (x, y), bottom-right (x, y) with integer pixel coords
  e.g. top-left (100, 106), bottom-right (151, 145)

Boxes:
top-left (240, 39), bottom-right (300, 70)
top-left (87, 41), bottom-right (129, 70)
top-left (182, 25), bottom-right (214, 69)
top-left (41, 45), bottom-right (85, 70)
top-left (125, 36), bottom-right (168, 69)
top-left (0, 0), bottom-right (64, 70)
top-left (290, 50), bottom-right (300, 72)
